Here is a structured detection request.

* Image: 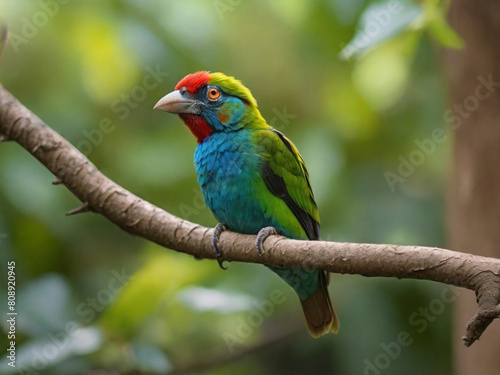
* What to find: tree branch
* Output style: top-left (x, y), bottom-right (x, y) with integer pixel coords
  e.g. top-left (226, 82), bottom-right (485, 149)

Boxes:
top-left (0, 84), bottom-right (499, 347)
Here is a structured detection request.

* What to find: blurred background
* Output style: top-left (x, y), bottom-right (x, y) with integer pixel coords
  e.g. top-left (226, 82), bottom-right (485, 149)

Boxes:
top-left (0, 1), bottom-right (462, 374)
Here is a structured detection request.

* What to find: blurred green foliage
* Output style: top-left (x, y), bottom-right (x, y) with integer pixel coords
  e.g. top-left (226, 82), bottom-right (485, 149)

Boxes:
top-left (0, 0), bottom-right (455, 374)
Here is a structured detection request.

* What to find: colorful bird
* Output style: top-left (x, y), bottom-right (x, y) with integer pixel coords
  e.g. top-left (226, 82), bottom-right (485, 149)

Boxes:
top-left (154, 71), bottom-right (339, 337)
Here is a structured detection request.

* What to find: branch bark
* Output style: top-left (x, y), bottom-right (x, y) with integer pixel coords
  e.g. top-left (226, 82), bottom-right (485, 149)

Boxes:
top-left (0, 84), bottom-right (499, 347)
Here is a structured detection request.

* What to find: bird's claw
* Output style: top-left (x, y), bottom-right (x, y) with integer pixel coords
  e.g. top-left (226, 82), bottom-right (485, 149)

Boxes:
top-left (255, 226), bottom-right (278, 256)
top-left (212, 223), bottom-right (228, 270)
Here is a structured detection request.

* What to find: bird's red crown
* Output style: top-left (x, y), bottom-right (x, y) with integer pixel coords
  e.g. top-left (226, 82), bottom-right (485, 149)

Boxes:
top-left (175, 71), bottom-right (211, 94)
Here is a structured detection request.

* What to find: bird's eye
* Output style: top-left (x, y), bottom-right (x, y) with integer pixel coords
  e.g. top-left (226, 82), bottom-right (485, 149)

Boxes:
top-left (207, 87), bottom-right (221, 101)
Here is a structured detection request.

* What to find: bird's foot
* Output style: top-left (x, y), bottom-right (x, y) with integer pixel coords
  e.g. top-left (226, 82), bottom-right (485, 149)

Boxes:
top-left (212, 223), bottom-right (228, 270)
top-left (255, 226), bottom-right (278, 256)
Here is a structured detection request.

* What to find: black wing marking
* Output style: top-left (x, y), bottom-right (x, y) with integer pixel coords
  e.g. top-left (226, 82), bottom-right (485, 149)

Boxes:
top-left (260, 162), bottom-right (320, 240)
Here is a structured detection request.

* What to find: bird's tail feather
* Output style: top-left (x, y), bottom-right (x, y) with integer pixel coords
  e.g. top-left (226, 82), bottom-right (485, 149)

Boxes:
top-left (299, 271), bottom-right (339, 337)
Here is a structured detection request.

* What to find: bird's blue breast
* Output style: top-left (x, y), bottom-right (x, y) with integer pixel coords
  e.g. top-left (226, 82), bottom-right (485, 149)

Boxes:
top-left (194, 130), bottom-right (320, 301)
top-left (194, 131), bottom-right (270, 234)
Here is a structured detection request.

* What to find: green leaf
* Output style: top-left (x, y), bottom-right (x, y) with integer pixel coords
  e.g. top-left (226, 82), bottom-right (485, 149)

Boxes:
top-left (340, 0), bottom-right (422, 60)
top-left (427, 18), bottom-right (463, 48)
top-left (100, 249), bottom-right (218, 334)
top-left (423, 0), bottom-right (464, 49)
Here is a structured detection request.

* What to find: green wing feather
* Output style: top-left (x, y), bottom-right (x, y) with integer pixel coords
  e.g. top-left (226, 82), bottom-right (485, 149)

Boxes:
top-left (256, 129), bottom-right (320, 240)
top-left (255, 129), bottom-right (337, 336)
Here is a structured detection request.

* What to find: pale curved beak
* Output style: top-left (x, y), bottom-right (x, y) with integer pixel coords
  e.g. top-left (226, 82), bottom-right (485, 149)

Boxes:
top-left (154, 90), bottom-right (200, 114)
